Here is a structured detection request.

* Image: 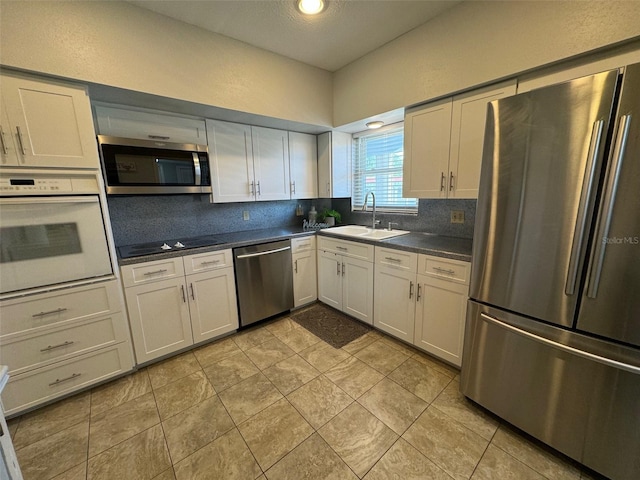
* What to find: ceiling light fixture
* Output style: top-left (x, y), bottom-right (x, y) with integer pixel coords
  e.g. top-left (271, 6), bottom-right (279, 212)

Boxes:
top-left (366, 121), bottom-right (385, 129)
top-left (297, 0), bottom-right (326, 15)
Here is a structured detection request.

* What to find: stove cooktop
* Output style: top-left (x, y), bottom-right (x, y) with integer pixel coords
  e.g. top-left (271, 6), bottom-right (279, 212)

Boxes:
top-left (118, 235), bottom-right (226, 259)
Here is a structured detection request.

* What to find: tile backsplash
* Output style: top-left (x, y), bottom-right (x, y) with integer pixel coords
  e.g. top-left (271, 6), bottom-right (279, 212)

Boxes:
top-left (107, 195), bottom-right (331, 246)
top-left (107, 195), bottom-right (475, 246)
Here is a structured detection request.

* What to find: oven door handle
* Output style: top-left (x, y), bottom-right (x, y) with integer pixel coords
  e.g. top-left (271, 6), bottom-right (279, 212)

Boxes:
top-left (0, 196), bottom-right (101, 205)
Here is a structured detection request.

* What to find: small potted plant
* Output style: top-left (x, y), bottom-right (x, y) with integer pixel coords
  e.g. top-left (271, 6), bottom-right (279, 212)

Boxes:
top-left (320, 208), bottom-right (341, 226)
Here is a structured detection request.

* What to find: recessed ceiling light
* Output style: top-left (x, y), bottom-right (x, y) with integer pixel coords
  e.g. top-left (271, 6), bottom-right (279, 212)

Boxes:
top-left (297, 0), bottom-right (326, 15)
top-left (366, 121), bottom-right (385, 129)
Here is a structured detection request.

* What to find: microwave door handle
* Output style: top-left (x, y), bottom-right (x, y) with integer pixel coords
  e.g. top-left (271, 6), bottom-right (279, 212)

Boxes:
top-left (193, 153), bottom-right (202, 186)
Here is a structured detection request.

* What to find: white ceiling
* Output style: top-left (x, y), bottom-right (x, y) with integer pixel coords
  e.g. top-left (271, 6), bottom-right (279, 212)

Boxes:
top-left (128, 0), bottom-right (462, 72)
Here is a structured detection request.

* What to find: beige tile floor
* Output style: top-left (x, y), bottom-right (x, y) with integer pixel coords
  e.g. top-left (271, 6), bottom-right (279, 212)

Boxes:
top-left (9, 311), bottom-right (604, 480)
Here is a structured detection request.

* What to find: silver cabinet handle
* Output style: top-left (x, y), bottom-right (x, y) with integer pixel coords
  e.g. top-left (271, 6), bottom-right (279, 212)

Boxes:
top-left (32, 308), bottom-right (67, 318)
top-left (294, 259), bottom-right (298, 273)
top-left (440, 172), bottom-right (446, 191)
top-left (409, 281), bottom-right (414, 299)
top-left (433, 267), bottom-right (455, 274)
top-left (16, 126), bottom-right (27, 155)
top-left (49, 373), bottom-right (81, 387)
top-left (256, 181), bottom-right (261, 195)
top-left (0, 125), bottom-right (8, 155)
top-left (200, 260), bottom-right (220, 266)
top-left (385, 257), bottom-right (401, 263)
top-left (480, 312), bottom-right (640, 375)
top-left (250, 181), bottom-right (255, 195)
top-left (337, 261), bottom-right (340, 275)
top-left (449, 172), bottom-right (455, 191)
top-left (416, 283), bottom-right (422, 302)
top-left (190, 283), bottom-right (195, 300)
top-left (336, 246), bottom-right (348, 251)
top-left (181, 285), bottom-right (186, 302)
top-left (327, 182), bottom-right (330, 194)
top-left (291, 181), bottom-right (296, 194)
top-left (148, 135), bottom-right (170, 140)
top-left (565, 120), bottom-right (604, 295)
top-left (40, 340), bottom-right (74, 352)
top-left (586, 115), bottom-right (631, 298)
top-left (144, 269), bottom-right (168, 276)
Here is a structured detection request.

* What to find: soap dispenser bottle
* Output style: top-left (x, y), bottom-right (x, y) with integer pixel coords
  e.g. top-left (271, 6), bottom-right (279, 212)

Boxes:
top-left (308, 205), bottom-right (317, 223)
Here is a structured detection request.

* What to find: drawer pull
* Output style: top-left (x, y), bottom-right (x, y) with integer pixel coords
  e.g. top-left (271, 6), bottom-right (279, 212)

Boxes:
top-left (298, 242), bottom-right (310, 247)
top-left (200, 260), bottom-right (220, 265)
top-left (148, 135), bottom-right (170, 140)
top-left (143, 269), bottom-right (168, 276)
top-left (32, 308), bottom-right (68, 318)
top-left (336, 246), bottom-right (348, 251)
top-left (49, 372), bottom-right (81, 387)
top-left (40, 340), bottom-right (74, 352)
top-left (385, 257), bottom-right (402, 262)
top-left (433, 267), bottom-right (455, 275)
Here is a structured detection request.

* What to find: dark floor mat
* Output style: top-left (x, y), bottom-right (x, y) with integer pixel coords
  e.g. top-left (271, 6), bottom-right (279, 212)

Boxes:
top-left (292, 303), bottom-right (371, 349)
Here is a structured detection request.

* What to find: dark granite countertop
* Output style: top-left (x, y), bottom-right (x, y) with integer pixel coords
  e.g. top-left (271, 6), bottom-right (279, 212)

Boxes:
top-left (318, 229), bottom-right (473, 262)
top-left (117, 226), bottom-right (315, 266)
top-left (118, 226), bottom-right (473, 266)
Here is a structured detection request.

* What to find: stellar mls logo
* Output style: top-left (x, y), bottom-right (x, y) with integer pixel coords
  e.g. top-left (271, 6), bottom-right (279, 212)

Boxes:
top-left (603, 236), bottom-right (639, 245)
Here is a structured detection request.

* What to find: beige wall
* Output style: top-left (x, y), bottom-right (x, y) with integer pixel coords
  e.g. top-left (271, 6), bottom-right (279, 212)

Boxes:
top-left (333, 1), bottom-right (640, 126)
top-left (0, 1), bottom-right (333, 127)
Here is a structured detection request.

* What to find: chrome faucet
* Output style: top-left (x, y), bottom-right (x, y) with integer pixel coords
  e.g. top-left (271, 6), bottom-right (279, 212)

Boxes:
top-left (362, 191), bottom-right (378, 229)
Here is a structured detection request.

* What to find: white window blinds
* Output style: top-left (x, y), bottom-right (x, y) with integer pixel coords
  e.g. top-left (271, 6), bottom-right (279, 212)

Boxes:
top-left (352, 124), bottom-right (418, 212)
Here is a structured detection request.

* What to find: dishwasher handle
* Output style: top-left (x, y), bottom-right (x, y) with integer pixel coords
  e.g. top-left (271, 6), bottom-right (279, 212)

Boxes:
top-left (236, 246), bottom-right (291, 259)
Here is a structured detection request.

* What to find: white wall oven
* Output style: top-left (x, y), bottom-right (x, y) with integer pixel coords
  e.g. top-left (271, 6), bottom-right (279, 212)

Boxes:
top-left (0, 171), bottom-right (114, 296)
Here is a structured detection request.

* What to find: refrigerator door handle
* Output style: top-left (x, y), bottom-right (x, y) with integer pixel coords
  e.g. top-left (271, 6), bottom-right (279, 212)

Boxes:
top-left (480, 312), bottom-right (640, 374)
top-left (565, 120), bottom-right (604, 296)
top-left (586, 114), bottom-right (631, 299)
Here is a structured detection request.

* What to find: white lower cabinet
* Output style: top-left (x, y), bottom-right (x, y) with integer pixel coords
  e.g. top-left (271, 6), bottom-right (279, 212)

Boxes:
top-left (121, 250), bottom-right (239, 364)
top-left (0, 279), bottom-right (134, 416)
top-left (317, 237), bottom-right (374, 324)
top-left (373, 246), bottom-right (470, 367)
top-left (292, 237), bottom-right (317, 308)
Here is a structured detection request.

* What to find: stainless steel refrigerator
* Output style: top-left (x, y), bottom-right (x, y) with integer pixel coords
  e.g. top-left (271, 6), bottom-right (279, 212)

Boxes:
top-left (461, 64), bottom-right (640, 480)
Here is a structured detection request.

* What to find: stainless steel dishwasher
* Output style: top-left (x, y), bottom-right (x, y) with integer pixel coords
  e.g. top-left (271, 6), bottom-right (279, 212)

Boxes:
top-left (233, 239), bottom-right (294, 327)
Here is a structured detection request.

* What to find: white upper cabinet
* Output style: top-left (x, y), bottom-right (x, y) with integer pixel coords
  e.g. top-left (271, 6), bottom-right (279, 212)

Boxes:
top-left (404, 80), bottom-right (516, 199)
top-left (207, 119), bottom-right (255, 203)
top-left (317, 131), bottom-right (351, 198)
top-left (251, 126), bottom-right (290, 201)
top-left (0, 71), bottom-right (100, 169)
top-left (288, 132), bottom-right (318, 199)
top-left (94, 105), bottom-right (207, 145)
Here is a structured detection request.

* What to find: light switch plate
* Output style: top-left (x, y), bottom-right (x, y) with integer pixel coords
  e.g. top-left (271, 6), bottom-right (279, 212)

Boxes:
top-left (243, 211), bottom-right (250, 221)
top-left (451, 210), bottom-right (464, 224)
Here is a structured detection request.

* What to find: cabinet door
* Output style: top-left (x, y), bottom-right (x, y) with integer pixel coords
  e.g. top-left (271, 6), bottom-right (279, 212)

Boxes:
top-left (342, 256), bottom-right (374, 325)
top-left (317, 249), bottom-right (342, 310)
top-left (1, 73), bottom-right (99, 169)
top-left (251, 126), bottom-right (290, 201)
top-left (124, 278), bottom-right (193, 363)
top-left (94, 105), bottom-right (207, 144)
top-left (293, 249), bottom-right (317, 308)
top-left (206, 119), bottom-right (255, 203)
top-left (289, 132), bottom-right (318, 199)
top-left (187, 268), bottom-right (239, 343)
top-left (317, 131), bottom-right (351, 198)
top-left (414, 274), bottom-right (468, 367)
top-left (449, 80), bottom-right (517, 198)
top-left (317, 132), bottom-right (331, 198)
top-left (374, 266), bottom-right (416, 342)
top-left (403, 98), bottom-right (452, 198)
top-left (0, 98), bottom-right (19, 166)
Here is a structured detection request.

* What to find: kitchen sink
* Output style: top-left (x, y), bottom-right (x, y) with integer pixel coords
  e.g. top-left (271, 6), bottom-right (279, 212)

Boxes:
top-left (325, 225), bottom-right (410, 240)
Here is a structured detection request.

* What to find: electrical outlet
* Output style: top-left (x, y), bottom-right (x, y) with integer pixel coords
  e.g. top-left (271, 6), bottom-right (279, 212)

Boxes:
top-left (243, 211), bottom-right (250, 221)
top-left (451, 210), bottom-right (465, 224)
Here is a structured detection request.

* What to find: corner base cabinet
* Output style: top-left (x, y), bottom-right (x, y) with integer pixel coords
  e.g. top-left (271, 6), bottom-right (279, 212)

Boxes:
top-left (317, 237), bottom-right (373, 324)
top-left (292, 237), bottom-right (317, 308)
top-left (121, 249), bottom-right (238, 364)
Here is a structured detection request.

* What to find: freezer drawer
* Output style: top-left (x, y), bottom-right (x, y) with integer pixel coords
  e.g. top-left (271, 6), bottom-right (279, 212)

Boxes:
top-left (461, 301), bottom-right (640, 480)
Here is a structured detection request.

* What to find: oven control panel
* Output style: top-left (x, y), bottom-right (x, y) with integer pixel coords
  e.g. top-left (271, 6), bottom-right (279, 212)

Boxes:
top-left (0, 177), bottom-right (74, 193)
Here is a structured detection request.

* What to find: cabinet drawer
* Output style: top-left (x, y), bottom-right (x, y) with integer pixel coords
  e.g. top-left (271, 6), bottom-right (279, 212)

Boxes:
top-left (375, 247), bottom-right (418, 272)
top-left (0, 281), bottom-right (122, 337)
top-left (318, 237), bottom-right (374, 262)
top-left (0, 313), bottom-right (129, 376)
top-left (2, 342), bottom-right (134, 416)
top-left (418, 255), bottom-right (470, 285)
top-left (121, 257), bottom-right (185, 287)
top-left (291, 236), bottom-right (316, 254)
top-left (183, 249), bottom-right (232, 275)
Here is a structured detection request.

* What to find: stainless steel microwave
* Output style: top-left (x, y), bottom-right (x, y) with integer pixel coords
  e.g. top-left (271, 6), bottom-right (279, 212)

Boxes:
top-left (97, 135), bottom-right (212, 194)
